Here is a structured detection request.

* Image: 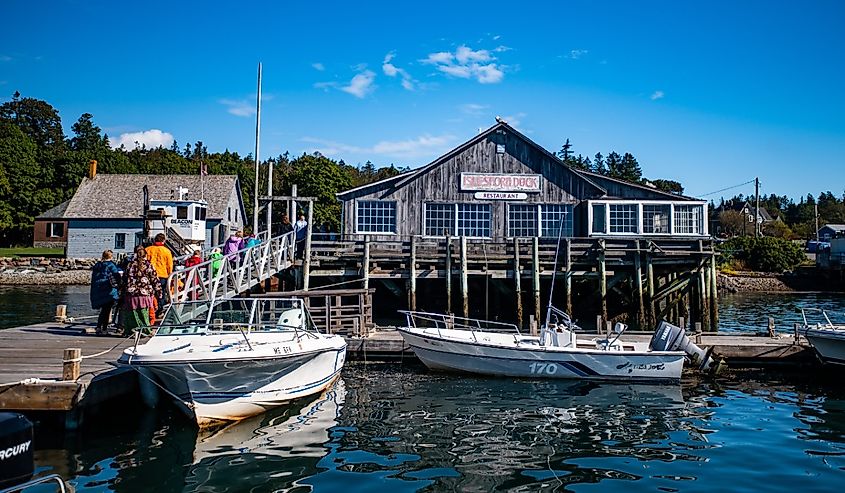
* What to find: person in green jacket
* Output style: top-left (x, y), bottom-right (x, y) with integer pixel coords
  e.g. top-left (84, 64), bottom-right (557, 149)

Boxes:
top-left (210, 248), bottom-right (224, 277)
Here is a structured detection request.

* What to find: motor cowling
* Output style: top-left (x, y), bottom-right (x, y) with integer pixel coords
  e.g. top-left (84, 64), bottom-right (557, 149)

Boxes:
top-left (0, 413), bottom-right (34, 489)
top-left (650, 321), bottom-right (719, 372)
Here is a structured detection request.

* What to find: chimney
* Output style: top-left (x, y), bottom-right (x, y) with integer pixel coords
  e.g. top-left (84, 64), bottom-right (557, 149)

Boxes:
top-left (88, 160), bottom-right (97, 179)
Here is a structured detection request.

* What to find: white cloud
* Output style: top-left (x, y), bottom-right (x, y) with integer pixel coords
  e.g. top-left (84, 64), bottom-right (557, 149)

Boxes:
top-left (0, 55), bottom-right (11, 62)
top-left (568, 49), bottom-right (589, 60)
top-left (111, 129), bottom-right (174, 150)
top-left (301, 133), bottom-right (455, 159)
top-left (501, 112), bottom-right (527, 129)
top-left (219, 98), bottom-right (255, 117)
top-left (421, 44), bottom-right (506, 84)
top-left (460, 103), bottom-right (490, 116)
top-left (382, 52), bottom-right (416, 91)
top-left (650, 90), bottom-right (665, 100)
top-left (312, 62), bottom-right (325, 71)
top-left (341, 70), bottom-right (376, 98)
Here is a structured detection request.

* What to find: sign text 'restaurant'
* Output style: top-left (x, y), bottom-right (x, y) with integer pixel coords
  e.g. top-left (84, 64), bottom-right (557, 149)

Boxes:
top-left (460, 173), bottom-right (542, 192)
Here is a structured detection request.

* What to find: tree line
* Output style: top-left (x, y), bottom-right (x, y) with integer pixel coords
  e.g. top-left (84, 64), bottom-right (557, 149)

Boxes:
top-left (0, 94), bottom-right (405, 246)
top-left (715, 193), bottom-right (845, 239)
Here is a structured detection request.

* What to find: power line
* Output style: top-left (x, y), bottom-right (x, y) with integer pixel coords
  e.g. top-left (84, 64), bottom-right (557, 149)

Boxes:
top-left (694, 179), bottom-right (755, 198)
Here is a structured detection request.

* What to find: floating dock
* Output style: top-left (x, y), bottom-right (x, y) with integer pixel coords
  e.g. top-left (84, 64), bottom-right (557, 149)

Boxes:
top-left (0, 319), bottom-right (820, 428)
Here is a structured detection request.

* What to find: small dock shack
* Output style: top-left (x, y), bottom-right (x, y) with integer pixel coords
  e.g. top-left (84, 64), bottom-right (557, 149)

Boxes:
top-left (308, 121), bottom-right (717, 332)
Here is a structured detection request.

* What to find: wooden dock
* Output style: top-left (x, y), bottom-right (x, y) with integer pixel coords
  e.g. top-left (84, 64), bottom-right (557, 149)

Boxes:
top-left (0, 319), bottom-right (820, 428)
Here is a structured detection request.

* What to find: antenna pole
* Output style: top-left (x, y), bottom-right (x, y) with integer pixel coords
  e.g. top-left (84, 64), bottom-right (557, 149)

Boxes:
top-left (545, 211), bottom-right (567, 328)
top-left (252, 62), bottom-right (262, 233)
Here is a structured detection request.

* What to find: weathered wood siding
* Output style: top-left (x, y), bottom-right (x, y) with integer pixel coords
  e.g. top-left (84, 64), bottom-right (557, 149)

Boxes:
top-left (342, 130), bottom-right (603, 238)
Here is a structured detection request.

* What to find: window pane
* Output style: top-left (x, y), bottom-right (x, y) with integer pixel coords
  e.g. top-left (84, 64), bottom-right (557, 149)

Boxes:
top-left (592, 204), bottom-right (606, 234)
top-left (609, 204), bottom-right (638, 233)
top-left (508, 204), bottom-right (537, 237)
top-left (541, 204), bottom-right (573, 237)
top-left (114, 233), bottom-right (126, 249)
top-left (674, 205), bottom-right (702, 234)
top-left (643, 204), bottom-right (671, 234)
top-left (177, 206), bottom-right (188, 219)
top-left (424, 204), bottom-right (454, 236)
top-left (457, 204), bottom-right (491, 237)
top-left (356, 201), bottom-right (397, 233)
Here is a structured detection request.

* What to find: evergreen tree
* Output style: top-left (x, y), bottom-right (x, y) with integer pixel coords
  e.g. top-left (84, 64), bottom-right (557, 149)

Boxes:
top-left (593, 152), bottom-right (606, 175)
top-left (605, 151), bottom-right (622, 178)
top-left (618, 152), bottom-right (642, 182)
top-left (558, 138), bottom-right (573, 161)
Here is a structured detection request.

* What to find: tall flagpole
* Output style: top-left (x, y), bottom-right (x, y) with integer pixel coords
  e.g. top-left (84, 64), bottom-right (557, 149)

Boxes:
top-left (252, 62), bottom-right (262, 233)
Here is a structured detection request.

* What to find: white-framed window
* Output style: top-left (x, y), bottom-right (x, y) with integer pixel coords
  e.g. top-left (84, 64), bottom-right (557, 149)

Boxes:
top-left (356, 200), bottom-right (397, 233)
top-left (609, 204), bottom-right (638, 233)
top-left (47, 222), bottom-right (64, 238)
top-left (114, 233), bottom-right (126, 250)
top-left (424, 204), bottom-right (455, 236)
top-left (643, 204), bottom-right (671, 234)
top-left (457, 204), bottom-right (491, 237)
top-left (424, 203), bottom-right (492, 237)
top-left (176, 206), bottom-right (188, 219)
top-left (541, 204), bottom-right (573, 238)
top-left (508, 204), bottom-right (537, 237)
top-left (674, 205), bottom-right (702, 234)
top-left (591, 203), bottom-right (606, 234)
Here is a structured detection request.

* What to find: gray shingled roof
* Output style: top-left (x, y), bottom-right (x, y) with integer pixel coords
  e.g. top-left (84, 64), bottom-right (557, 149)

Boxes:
top-left (822, 224), bottom-right (845, 232)
top-left (60, 174), bottom-right (241, 219)
top-left (36, 199), bottom-right (71, 219)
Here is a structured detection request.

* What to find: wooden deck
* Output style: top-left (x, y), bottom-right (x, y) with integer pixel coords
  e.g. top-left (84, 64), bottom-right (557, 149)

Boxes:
top-left (0, 319), bottom-right (820, 427)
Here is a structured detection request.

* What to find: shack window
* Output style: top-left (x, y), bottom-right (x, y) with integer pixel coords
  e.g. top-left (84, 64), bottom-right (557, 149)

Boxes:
top-left (114, 233), bottom-right (126, 249)
top-left (356, 201), bottom-right (397, 233)
top-left (609, 204), bottom-right (638, 234)
top-left (195, 206), bottom-right (207, 221)
top-left (177, 206), bottom-right (188, 219)
top-left (643, 204), bottom-right (671, 234)
top-left (457, 204), bottom-right (491, 238)
top-left (507, 204), bottom-right (537, 237)
top-left (591, 204), bottom-right (606, 234)
top-left (674, 205), bottom-right (702, 234)
top-left (424, 203), bottom-right (455, 236)
top-left (47, 222), bottom-right (64, 238)
top-left (541, 204), bottom-right (573, 238)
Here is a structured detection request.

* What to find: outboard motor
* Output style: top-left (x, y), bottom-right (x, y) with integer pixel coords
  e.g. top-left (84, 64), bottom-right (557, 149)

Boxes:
top-left (650, 321), bottom-right (720, 373)
top-left (0, 413), bottom-right (34, 489)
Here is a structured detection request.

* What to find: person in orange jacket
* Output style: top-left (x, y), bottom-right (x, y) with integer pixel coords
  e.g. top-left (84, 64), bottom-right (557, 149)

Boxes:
top-left (145, 233), bottom-right (173, 315)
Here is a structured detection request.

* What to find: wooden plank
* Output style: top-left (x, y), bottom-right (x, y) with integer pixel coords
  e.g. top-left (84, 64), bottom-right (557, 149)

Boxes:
top-left (0, 381), bottom-right (82, 411)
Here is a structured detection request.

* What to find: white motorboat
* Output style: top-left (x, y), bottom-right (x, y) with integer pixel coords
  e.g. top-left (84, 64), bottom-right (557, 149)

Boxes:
top-left (802, 308), bottom-right (845, 366)
top-left (397, 306), bottom-right (718, 382)
top-left (118, 297), bottom-right (346, 428)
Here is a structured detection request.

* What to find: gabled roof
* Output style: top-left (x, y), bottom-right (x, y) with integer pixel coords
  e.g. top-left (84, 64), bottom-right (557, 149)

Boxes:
top-left (820, 224), bottom-right (845, 232)
top-left (36, 199), bottom-right (71, 220)
top-left (55, 174), bottom-right (242, 220)
top-left (337, 121), bottom-right (607, 200)
top-left (577, 170), bottom-right (701, 201)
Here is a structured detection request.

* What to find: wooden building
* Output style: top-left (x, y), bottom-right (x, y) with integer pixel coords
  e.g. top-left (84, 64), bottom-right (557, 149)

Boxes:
top-left (33, 165), bottom-right (246, 258)
top-left (337, 121), bottom-right (708, 241)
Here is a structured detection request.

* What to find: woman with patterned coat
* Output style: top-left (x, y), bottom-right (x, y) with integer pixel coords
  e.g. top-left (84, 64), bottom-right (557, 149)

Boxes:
top-left (120, 245), bottom-right (163, 336)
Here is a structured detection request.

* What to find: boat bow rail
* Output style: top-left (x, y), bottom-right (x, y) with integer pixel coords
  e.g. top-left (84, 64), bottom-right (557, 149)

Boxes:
top-left (399, 310), bottom-right (525, 344)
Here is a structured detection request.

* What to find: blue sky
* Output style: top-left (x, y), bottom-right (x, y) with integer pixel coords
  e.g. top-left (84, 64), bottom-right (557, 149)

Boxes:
top-left (2, 0), bottom-right (843, 200)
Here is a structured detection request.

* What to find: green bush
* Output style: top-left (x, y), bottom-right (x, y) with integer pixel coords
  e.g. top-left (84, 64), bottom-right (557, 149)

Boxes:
top-left (717, 236), bottom-right (806, 272)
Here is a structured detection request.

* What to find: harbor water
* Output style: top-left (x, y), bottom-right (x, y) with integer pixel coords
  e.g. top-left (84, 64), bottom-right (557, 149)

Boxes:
top-left (2, 286), bottom-right (844, 491)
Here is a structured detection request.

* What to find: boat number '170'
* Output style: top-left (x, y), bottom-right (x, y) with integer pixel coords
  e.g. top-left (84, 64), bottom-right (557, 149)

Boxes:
top-left (528, 362), bottom-right (558, 375)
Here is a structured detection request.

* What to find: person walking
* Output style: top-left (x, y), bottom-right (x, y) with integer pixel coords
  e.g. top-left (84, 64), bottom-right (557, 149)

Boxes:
top-left (224, 231), bottom-right (244, 265)
top-left (294, 213), bottom-right (308, 259)
top-left (184, 245), bottom-right (203, 300)
top-left (90, 250), bottom-right (122, 336)
top-left (120, 246), bottom-right (162, 336)
top-left (146, 233), bottom-right (173, 314)
top-left (280, 214), bottom-right (294, 235)
top-left (210, 247), bottom-right (224, 277)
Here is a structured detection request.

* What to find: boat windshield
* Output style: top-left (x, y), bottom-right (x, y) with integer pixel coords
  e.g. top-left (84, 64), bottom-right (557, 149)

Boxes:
top-left (156, 298), bottom-right (313, 335)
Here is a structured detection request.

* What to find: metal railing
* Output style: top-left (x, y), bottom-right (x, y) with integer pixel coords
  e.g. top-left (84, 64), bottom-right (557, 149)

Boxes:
top-left (0, 474), bottom-right (68, 493)
top-left (399, 310), bottom-right (522, 343)
top-left (166, 231), bottom-right (296, 316)
top-left (801, 308), bottom-right (845, 329)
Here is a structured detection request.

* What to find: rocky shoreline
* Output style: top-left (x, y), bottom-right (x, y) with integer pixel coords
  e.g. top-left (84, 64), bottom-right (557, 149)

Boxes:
top-left (0, 257), bottom-right (95, 285)
top-left (717, 273), bottom-right (792, 293)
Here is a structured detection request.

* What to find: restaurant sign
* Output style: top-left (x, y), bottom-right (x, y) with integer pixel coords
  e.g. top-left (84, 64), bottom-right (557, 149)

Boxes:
top-left (460, 173), bottom-right (542, 192)
top-left (474, 192), bottom-right (528, 200)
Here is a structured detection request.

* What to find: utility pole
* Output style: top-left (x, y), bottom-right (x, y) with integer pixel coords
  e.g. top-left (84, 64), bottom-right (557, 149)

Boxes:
top-left (252, 62), bottom-right (262, 234)
top-left (755, 177), bottom-right (760, 238)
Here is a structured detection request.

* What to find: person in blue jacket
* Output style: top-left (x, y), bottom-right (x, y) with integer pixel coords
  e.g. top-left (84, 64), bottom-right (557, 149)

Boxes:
top-left (90, 250), bottom-right (122, 335)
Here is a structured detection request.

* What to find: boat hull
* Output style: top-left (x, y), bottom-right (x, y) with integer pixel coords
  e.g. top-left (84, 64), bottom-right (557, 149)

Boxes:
top-left (399, 328), bottom-right (684, 382)
top-left (125, 343), bottom-right (346, 427)
top-left (805, 328), bottom-right (845, 366)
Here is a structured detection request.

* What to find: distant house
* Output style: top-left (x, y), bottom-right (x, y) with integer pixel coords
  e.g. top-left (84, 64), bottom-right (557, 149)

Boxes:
top-left (336, 121), bottom-right (708, 239)
top-left (34, 170), bottom-right (246, 258)
top-left (33, 200), bottom-right (71, 251)
top-left (710, 201), bottom-right (778, 236)
top-left (818, 224), bottom-right (845, 241)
